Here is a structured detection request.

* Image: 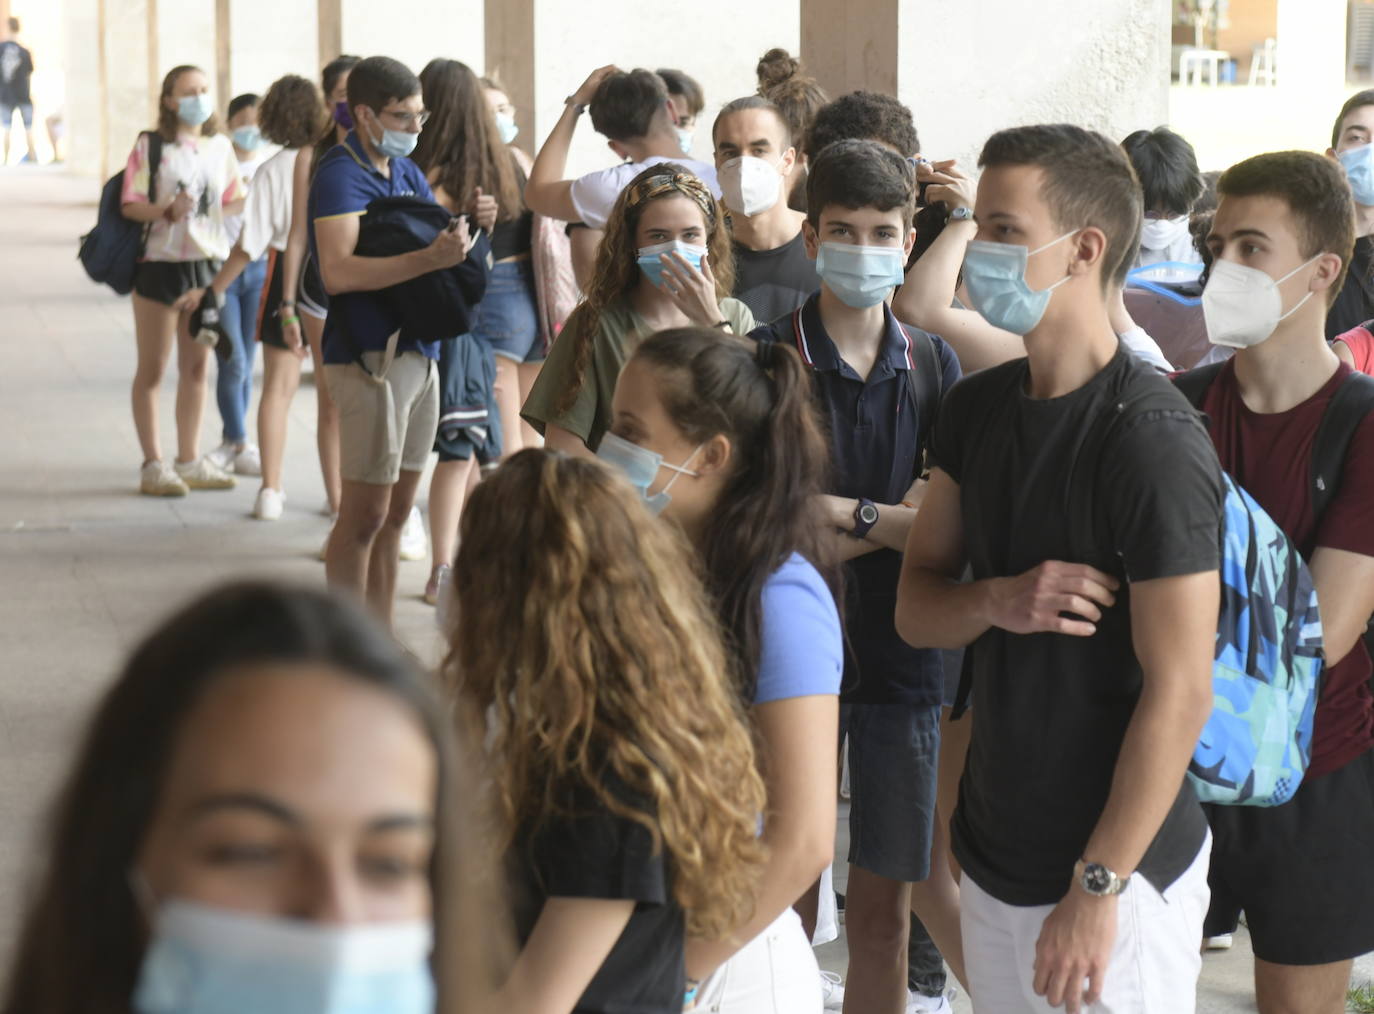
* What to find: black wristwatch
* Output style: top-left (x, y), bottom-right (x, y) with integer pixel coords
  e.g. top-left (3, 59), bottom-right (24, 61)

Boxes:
top-left (1074, 859), bottom-right (1129, 897)
top-left (850, 498), bottom-right (879, 539)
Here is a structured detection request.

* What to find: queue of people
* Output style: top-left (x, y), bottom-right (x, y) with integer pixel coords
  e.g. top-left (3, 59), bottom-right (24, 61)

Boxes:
top-left (48, 39), bottom-right (1374, 1014)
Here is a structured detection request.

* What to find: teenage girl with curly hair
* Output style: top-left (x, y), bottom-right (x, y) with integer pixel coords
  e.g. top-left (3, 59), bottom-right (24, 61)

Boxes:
top-left (520, 163), bottom-right (754, 455)
top-left (442, 448), bottom-right (767, 1014)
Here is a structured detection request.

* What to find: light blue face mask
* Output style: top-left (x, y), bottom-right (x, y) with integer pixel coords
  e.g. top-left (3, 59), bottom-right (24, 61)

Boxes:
top-left (636, 239), bottom-right (706, 289)
top-left (1340, 144), bottom-right (1374, 206)
top-left (177, 93), bottom-right (214, 127)
top-left (815, 242), bottom-right (906, 309)
top-left (675, 126), bottom-right (694, 156)
top-left (597, 431), bottom-right (701, 515)
top-left (364, 109), bottom-right (419, 159)
top-left (961, 232), bottom-right (1076, 335)
top-left (133, 899), bottom-right (435, 1014)
top-left (232, 125), bottom-right (262, 152)
top-left (495, 112), bottom-right (519, 145)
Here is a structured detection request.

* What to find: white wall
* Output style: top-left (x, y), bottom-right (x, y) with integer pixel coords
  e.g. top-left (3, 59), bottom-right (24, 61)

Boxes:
top-left (342, 0), bottom-right (483, 83)
top-left (529, 0), bottom-right (799, 179)
top-left (229, 0), bottom-right (317, 100)
top-left (156, 0), bottom-right (217, 100)
top-left (900, 0), bottom-right (1170, 170)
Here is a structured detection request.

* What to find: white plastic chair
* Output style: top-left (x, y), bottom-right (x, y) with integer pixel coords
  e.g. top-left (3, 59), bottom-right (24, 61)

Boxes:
top-left (1250, 38), bottom-right (1277, 86)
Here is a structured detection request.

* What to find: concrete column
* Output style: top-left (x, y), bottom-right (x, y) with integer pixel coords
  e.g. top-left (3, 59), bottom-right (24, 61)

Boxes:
top-left (318, 0), bottom-right (340, 67)
top-left (800, 0), bottom-right (897, 97)
top-left (62, 0), bottom-right (103, 175)
top-left (100, 0), bottom-right (156, 180)
top-left (485, 0), bottom-right (533, 154)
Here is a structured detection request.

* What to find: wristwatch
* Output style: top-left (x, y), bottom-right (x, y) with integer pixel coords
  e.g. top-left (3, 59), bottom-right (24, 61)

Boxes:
top-left (949, 206), bottom-right (974, 222)
top-left (564, 95), bottom-right (586, 115)
top-left (850, 498), bottom-right (879, 539)
top-left (1074, 859), bottom-right (1129, 897)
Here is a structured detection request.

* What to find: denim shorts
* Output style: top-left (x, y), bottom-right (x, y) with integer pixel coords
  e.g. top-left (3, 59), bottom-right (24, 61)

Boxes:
top-left (842, 701), bottom-right (941, 882)
top-left (471, 259), bottom-right (542, 363)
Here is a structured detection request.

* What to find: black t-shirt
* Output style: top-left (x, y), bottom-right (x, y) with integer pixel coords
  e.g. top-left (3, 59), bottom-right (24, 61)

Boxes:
top-left (931, 348), bottom-right (1222, 906)
top-left (1326, 235), bottom-right (1374, 339)
top-left (731, 231), bottom-right (819, 323)
top-left (510, 782), bottom-right (683, 1014)
top-left (491, 159), bottom-right (534, 261)
top-left (0, 42), bottom-right (32, 105)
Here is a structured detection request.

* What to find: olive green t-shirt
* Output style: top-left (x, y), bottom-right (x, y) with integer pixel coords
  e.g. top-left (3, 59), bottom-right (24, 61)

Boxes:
top-left (521, 297), bottom-right (756, 451)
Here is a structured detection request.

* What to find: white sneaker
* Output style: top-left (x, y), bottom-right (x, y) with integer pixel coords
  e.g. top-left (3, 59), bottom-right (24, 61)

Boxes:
top-left (908, 991), bottom-right (953, 1014)
top-left (174, 456), bottom-right (236, 490)
top-left (1204, 933), bottom-right (1234, 951)
top-left (139, 460), bottom-right (188, 497)
top-left (205, 441), bottom-right (237, 472)
top-left (233, 443), bottom-right (262, 476)
top-left (253, 487), bottom-right (285, 521)
top-left (820, 971), bottom-right (845, 1011)
top-left (399, 505), bottom-right (427, 561)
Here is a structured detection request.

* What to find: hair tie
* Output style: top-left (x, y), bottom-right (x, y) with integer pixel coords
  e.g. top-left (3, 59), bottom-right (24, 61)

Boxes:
top-left (754, 340), bottom-right (777, 375)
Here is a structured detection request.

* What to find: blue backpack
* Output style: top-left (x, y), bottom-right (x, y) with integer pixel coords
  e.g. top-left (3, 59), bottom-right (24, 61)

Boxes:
top-left (78, 131), bottom-right (161, 295)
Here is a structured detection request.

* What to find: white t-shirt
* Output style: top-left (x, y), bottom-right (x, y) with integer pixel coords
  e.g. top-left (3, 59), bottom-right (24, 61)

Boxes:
top-left (225, 151), bottom-right (269, 248)
top-left (568, 156), bottom-right (720, 229)
top-left (238, 147), bottom-right (299, 259)
top-left (122, 132), bottom-right (246, 262)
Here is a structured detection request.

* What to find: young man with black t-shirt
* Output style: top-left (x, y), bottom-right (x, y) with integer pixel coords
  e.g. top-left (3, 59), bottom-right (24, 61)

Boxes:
top-left (751, 139), bottom-right (964, 1014)
top-left (897, 124), bottom-right (1223, 1013)
top-left (1191, 151), bottom-right (1374, 1014)
top-left (1326, 90), bottom-right (1374, 338)
top-left (712, 95), bottom-right (818, 322)
top-left (0, 17), bottom-right (36, 165)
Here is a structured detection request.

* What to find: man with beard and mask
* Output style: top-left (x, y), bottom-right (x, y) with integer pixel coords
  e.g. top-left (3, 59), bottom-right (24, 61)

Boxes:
top-left (1121, 127), bottom-right (1205, 270)
top-left (713, 95), bottom-right (818, 322)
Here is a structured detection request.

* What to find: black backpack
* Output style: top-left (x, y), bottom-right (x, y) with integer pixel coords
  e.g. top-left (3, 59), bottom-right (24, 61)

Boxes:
top-left (78, 132), bottom-right (162, 295)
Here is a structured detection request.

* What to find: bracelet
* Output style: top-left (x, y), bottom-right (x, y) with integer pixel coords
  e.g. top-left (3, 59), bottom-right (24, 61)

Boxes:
top-left (281, 314), bottom-right (301, 326)
top-left (564, 96), bottom-right (586, 115)
top-left (280, 299), bottom-right (296, 308)
top-left (712, 319), bottom-right (731, 331)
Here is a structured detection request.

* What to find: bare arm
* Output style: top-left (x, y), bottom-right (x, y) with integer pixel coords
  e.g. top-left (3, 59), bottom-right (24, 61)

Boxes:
top-left (891, 163), bottom-right (1023, 373)
top-left (1031, 570), bottom-right (1217, 1012)
top-left (526, 66), bottom-right (617, 223)
top-left (314, 212), bottom-right (469, 295)
top-left (544, 424), bottom-right (595, 459)
top-left (493, 897), bottom-right (634, 1014)
top-left (896, 469), bottom-right (1118, 650)
top-left (1333, 339), bottom-right (1357, 368)
top-left (569, 228), bottom-right (602, 290)
top-left (1309, 547), bottom-right (1374, 665)
top-left (121, 193), bottom-right (177, 223)
top-left (280, 148), bottom-right (310, 307)
top-left (685, 695), bottom-right (837, 979)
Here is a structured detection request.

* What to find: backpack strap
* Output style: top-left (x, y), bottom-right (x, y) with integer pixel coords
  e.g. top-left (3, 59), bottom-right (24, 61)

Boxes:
top-left (1171, 360), bottom-right (1226, 410)
top-left (903, 326), bottom-right (943, 468)
top-left (1311, 371), bottom-right (1374, 520)
top-left (138, 131), bottom-right (164, 256)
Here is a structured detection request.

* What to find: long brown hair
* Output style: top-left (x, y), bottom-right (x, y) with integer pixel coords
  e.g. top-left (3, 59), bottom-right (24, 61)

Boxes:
top-left (155, 65), bottom-right (219, 141)
top-left (631, 329), bottom-right (836, 698)
top-left (443, 450), bottom-right (766, 940)
top-left (2, 582), bottom-right (504, 1014)
top-left (555, 163), bottom-right (735, 416)
top-left (413, 58), bottom-right (522, 221)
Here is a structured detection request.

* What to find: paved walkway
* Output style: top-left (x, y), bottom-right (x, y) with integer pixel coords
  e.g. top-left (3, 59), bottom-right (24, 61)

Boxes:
top-left (0, 167), bottom-right (1369, 1009)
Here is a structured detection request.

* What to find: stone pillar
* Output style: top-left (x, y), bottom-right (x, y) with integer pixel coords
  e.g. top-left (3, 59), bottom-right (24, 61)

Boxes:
top-left (800, 0), bottom-right (898, 98)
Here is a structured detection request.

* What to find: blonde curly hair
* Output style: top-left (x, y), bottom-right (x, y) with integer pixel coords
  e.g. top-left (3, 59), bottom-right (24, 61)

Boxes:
top-left (555, 163), bottom-right (735, 416)
top-left (442, 449), bottom-right (766, 940)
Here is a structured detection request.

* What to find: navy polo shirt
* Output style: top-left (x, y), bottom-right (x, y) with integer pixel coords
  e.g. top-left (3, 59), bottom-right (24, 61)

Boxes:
top-left (750, 293), bottom-right (962, 705)
top-left (308, 131), bottom-right (440, 365)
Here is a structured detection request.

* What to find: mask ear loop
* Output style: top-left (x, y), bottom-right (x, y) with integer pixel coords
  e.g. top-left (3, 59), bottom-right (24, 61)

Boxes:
top-left (657, 444), bottom-right (704, 497)
top-left (1274, 253), bottom-right (1325, 323)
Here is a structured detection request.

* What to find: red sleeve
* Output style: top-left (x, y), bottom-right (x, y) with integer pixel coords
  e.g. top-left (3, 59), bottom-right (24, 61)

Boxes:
top-left (1315, 408), bottom-right (1374, 558)
top-left (1334, 326), bottom-right (1374, 375)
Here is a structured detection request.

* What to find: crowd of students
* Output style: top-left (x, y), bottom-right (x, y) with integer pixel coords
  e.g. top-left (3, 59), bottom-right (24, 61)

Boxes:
top-left (31, 40), bottom-right (1374, 1014)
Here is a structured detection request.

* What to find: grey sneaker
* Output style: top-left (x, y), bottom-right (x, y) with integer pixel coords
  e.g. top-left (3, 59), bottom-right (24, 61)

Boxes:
top-left (140, 460), bottom-right (188, 497)
top-left (174, 457), bottom-right (237, 490)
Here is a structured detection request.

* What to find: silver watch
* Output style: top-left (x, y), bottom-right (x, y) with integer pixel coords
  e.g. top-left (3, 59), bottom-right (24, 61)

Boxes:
top-left (948, 205), bottom-right (974, 222)
top-left (1074, 859), bottom-right (1129, 897)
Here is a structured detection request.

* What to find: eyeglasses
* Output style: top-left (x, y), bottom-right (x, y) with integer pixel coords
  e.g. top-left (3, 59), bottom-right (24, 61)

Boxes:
top-left (380, 108), bottom-right (430, 129)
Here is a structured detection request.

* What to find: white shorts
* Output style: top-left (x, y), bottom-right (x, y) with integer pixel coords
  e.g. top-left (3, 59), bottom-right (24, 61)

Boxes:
top-left (695, 907), bottom-right (821, 1014)
top-left (961, 835), bottom-right (1210, 1014)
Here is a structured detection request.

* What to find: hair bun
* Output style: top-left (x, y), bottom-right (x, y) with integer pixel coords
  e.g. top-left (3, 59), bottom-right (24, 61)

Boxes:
top-left (757, 48), bottom-right (801, 92)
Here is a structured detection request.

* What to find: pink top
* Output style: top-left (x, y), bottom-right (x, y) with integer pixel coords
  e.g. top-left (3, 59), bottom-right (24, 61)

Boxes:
top-left (122, 132), bottom-right (246, 263)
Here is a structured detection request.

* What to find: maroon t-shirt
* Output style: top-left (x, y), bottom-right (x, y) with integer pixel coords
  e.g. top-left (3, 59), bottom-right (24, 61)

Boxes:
top-left (1201, 360), bottom-right (1374, 777)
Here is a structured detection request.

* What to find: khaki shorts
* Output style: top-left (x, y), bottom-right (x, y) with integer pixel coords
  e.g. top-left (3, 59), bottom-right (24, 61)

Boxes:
top-left (325, 350), bottom-right (438, 485)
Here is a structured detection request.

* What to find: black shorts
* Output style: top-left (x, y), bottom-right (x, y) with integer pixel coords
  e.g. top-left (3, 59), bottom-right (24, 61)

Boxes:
top-left (133, 259), bottom-right (215, 306)
top-left (256, 249), bottom-right (288, 350)
top-left (1203, 746), bottom-right (1374, 965)
top-left (298, 252), bottom-right (329, 320)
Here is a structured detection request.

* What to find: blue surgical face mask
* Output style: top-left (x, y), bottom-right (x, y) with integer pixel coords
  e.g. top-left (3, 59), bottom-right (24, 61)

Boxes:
top-left (961, 232), bottom-right (1077, 335)
top-left (364, 109), bottom-right (419, 159)
top-left (495, 111), bottom-right (519, 145)
top-left (1340, 144), bottom-right (1374, 206)
top-left (597, 431), bottom-right (702, 515)
top-left (675, 126), bottom-right (694, 156)
top-left (636, 239), bottom-right (707, 289)
top-left (133, 898), bottom-right (435, 1014)
top-left (177, 93), bottom-right (214, 127)
top-left (232, 125), bottom-right (262, 152)
top-left (815, 242), bottom-right (906, 309)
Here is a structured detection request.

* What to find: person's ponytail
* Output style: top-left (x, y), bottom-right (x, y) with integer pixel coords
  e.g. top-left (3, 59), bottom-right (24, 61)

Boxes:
top-left (632, 328), bottom-right (833, 700)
